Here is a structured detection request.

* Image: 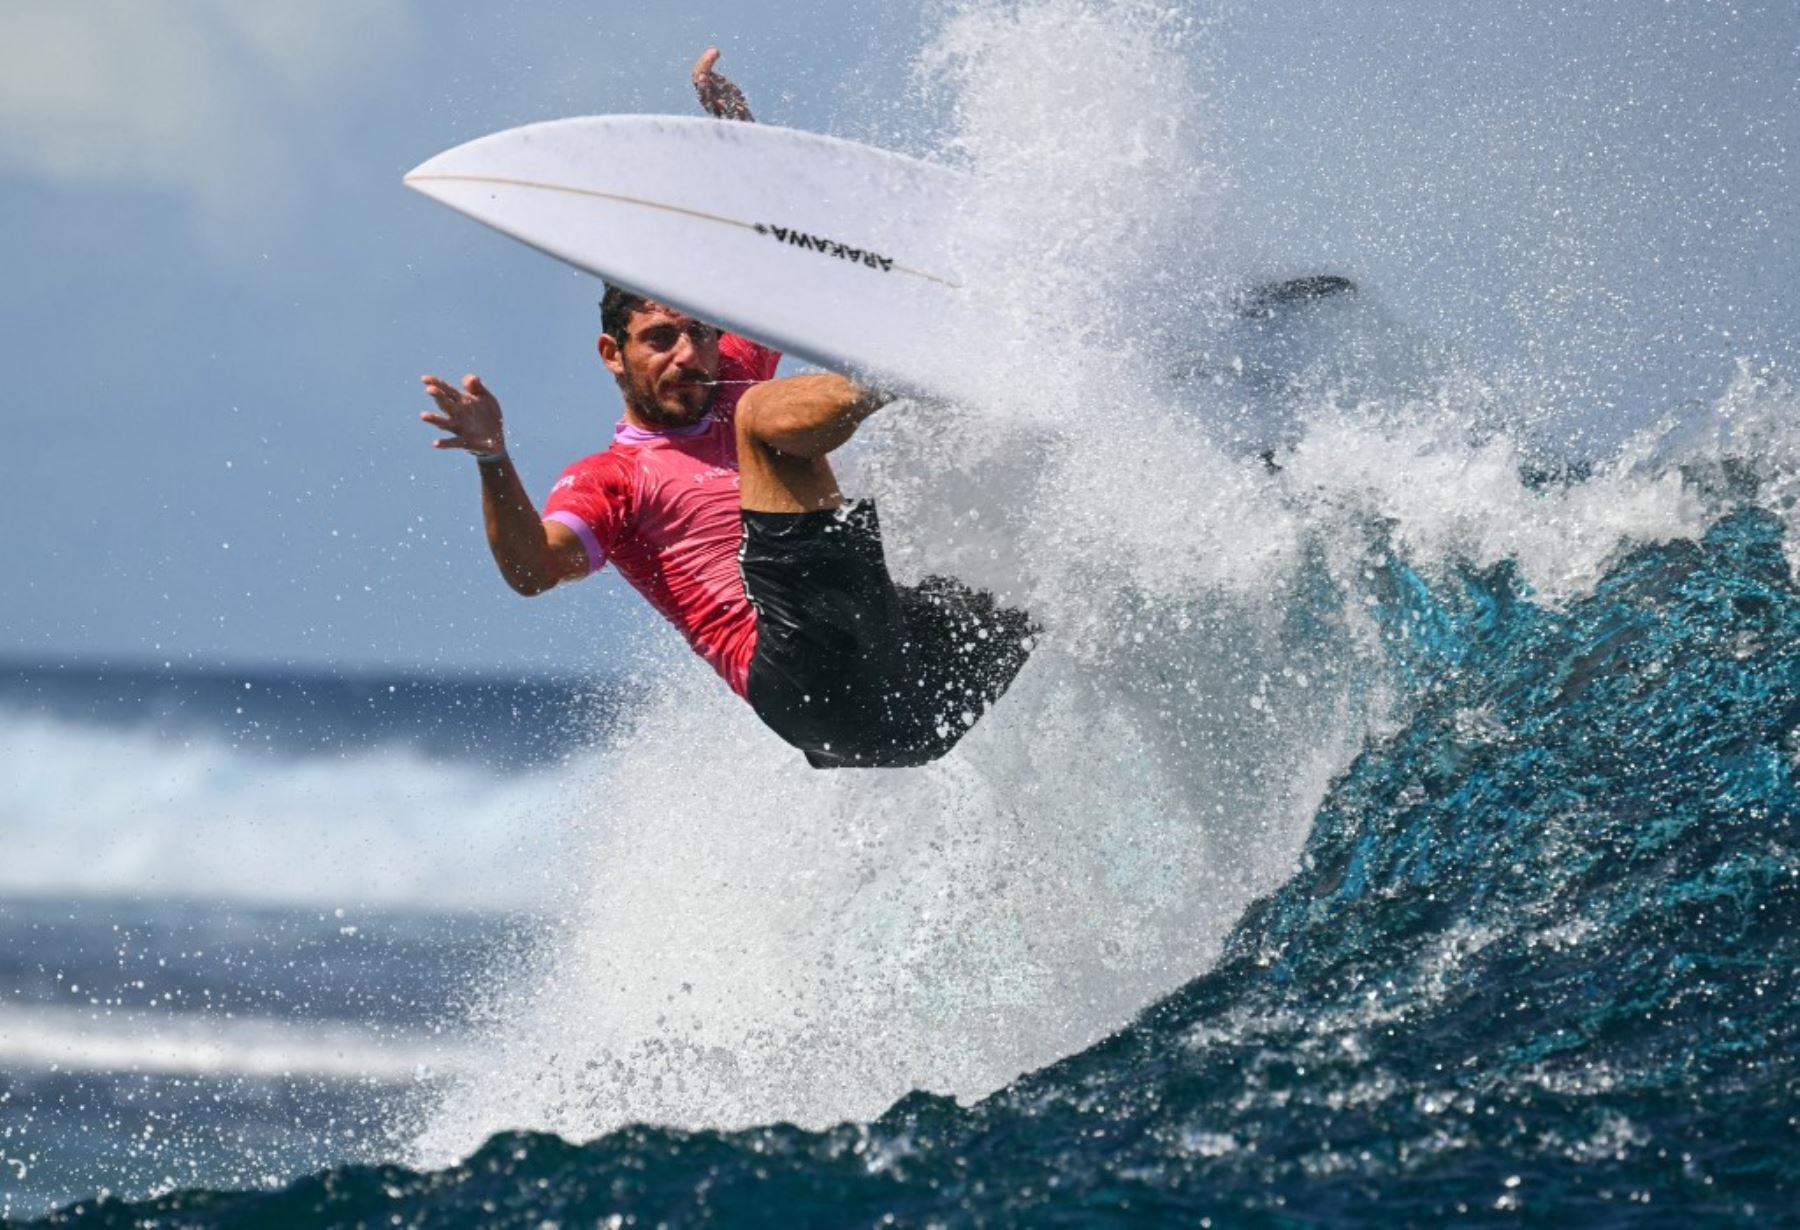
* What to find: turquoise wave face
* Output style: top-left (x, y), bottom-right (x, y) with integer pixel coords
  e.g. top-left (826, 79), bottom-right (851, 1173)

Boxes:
top-left (37, 509), bottom-right (1798, 1225)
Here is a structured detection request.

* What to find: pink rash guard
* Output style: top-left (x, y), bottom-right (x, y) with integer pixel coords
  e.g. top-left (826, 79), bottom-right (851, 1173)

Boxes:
top-left (541, 333), bottom-right (781, 698)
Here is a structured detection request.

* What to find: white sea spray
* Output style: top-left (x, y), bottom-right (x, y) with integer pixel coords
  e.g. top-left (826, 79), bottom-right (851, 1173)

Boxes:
top-left (410, 0), bottom-right (1800, 1165)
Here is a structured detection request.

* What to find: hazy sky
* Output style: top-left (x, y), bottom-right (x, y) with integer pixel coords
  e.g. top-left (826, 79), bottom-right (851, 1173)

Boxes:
top-left (5, 1), bottom-right (1795, 675)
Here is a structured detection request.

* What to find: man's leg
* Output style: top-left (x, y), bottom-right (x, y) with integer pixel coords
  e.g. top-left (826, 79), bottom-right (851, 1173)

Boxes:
top-left (734, 373), bottom-right (913, 763)
top-left (734, 374), bottom-right (887, 512)
top-left (734, 373), bottom-right (1033, 767)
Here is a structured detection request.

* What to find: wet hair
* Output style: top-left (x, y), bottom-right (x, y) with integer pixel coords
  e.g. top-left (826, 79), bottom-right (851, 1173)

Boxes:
top-left (599, 282), bottom-right (653, 348)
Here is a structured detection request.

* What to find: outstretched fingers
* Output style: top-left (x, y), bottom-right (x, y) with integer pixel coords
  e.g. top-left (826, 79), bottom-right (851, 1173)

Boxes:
top-left (420, 375), bottom-right (470, 447)
top-left (421, 374), bottom-right (465, 406)
top-left (419, 372), bottom-right (505, 456)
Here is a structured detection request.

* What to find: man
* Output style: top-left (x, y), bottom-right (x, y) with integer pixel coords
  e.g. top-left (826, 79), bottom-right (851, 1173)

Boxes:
top-left (419, 52), bottom-right (1032, 768)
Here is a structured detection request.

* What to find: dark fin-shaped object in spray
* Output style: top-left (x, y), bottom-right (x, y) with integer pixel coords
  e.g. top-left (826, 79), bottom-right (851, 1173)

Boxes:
top-left (1233, 275), bottom-right (1357, 319)
top-left (1168, 275), bottom-right (1360, 384)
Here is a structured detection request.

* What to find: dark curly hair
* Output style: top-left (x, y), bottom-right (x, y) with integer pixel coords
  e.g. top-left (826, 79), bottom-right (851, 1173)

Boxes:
top-left (598, 282), bottom-right (656, 349)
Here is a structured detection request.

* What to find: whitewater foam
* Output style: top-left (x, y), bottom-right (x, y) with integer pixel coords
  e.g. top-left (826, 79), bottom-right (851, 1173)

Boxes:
top-left (0, 1002), bottom-right (470, 1082)
top-left (0, 709), bottom-right (580, 911)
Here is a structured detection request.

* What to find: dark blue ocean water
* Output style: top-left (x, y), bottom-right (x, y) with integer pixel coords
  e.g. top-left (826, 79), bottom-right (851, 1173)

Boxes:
top-left (18, 504), bottom-right (1797, 1225)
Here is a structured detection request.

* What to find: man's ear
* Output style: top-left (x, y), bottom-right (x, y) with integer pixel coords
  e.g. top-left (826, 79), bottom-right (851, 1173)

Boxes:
top-left (597, 333), bottom-right (626, 377)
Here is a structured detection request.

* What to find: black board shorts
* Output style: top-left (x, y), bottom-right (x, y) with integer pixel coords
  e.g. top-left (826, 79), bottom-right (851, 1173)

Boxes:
top-left (739, 500), bottom-right (1035, 769)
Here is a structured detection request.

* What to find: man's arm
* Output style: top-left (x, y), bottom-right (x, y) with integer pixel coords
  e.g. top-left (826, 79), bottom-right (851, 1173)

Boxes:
top-left (692, 48), bottom-right (754, 122)
top-left (736, 374), bottom-right (890, 460)
top-left (420, 373), bottom-right (589, 596)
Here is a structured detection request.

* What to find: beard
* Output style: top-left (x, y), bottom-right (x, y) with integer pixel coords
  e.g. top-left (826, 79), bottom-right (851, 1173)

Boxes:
top-left (624, 369), bottom-right (716, 428)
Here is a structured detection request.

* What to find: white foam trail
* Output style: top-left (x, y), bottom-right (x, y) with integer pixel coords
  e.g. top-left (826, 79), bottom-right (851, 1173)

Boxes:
top-left (0, 1003), bottom-right (470, 1081)
top-left (0, 711), bottom-right (576, 912)
top-left (412, 0), bottom-right (1800, 1165)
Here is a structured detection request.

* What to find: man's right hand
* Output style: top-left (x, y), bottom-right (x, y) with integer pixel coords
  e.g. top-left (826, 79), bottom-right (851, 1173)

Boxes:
top-left (419, 372), bottom-right (589, 595)
top-left (420, 373), bottom-right (506, 458)
top-left (692, 48), bottom-right (754, 122)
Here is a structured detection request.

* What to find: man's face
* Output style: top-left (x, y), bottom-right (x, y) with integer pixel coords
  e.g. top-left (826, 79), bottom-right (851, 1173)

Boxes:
top-left (599, 303), bottom-right (722, 428)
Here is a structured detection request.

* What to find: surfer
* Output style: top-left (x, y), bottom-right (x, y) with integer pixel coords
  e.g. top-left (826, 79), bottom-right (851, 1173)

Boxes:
top-left (418, 52), bottom-right (1032, 767)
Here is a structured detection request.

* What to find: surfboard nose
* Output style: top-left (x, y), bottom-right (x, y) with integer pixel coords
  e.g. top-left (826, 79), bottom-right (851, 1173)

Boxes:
top-left (402, 143), bottom-right (475, 198)
top-left (403, 121), bottom-right (539, 196)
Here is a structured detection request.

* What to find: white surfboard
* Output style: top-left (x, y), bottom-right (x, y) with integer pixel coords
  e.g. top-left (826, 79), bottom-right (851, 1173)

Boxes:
top-left (405, 115), bottom-right (982, 398)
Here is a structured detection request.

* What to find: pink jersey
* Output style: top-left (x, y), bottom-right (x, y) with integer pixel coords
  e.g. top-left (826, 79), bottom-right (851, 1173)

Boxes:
top-left (541, 334), bottom-right (780, 697)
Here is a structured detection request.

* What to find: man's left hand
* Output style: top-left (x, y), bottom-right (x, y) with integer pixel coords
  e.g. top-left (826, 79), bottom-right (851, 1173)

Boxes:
top-left (692, 48), bottom-right (754, 122)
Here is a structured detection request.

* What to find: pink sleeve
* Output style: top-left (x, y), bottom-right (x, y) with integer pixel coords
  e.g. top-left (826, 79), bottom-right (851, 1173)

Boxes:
top-left (542, 454), bottom-right (632, 576)
top-left (712, 333), bottom-right (781, 427)
top-left (719, 332), bottom-right (781, 382)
